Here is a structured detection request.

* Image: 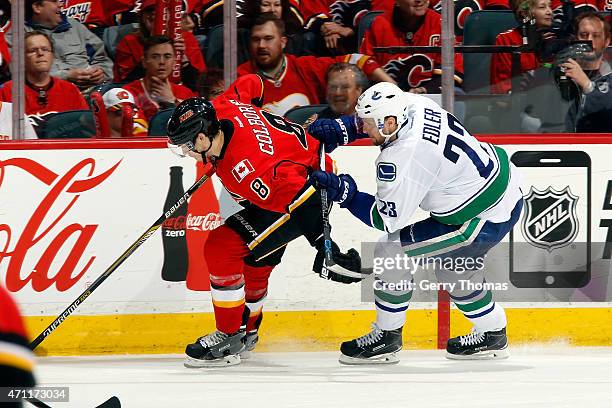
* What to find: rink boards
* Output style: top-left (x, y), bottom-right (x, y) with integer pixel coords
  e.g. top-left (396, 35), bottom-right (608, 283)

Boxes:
top-left (1, 136), bottom-right (612, 355)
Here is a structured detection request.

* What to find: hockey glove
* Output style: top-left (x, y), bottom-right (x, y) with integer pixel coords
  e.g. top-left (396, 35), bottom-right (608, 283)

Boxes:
top-left (308, 115), bottom-right (367, 153)
top-left (310, 170), bottom-right (357, 208)
top-left (312, 240), bottom-right (365, 284)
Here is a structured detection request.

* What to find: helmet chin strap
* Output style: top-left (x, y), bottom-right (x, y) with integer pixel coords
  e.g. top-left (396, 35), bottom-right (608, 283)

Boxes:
top-left (197, 135), bottom-right (215, 164)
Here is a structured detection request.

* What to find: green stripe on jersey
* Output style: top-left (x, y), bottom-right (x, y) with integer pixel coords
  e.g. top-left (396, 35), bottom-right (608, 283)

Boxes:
top-left (405, 218), bottom-right (481, 257)
top-left (371, 204), bottom-right (385, 231)
top-left (455, 290), bottom-right (493, 313)
top-left (432, 146), bottom-right (510, 225)
top-left (375, 289), bottom-right (413, 305)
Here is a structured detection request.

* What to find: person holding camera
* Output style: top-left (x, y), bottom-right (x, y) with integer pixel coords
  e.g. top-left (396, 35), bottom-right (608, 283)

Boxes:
top-left (490, 0), bottom-right (554, 94)
top-left (561, 11), bottom-right (612, 132)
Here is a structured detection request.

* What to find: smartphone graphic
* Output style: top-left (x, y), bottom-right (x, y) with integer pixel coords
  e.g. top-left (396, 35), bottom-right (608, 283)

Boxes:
top-left (510, 151), bottom-right (591, 288)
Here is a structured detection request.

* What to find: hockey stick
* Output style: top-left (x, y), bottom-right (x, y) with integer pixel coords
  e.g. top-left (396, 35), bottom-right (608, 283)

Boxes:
top-left (26, 395), bottom-right (120, 408)
top-left (318, 142), bottom-right (335, 267)
top-left (29, 171), bottom-right (212, 350)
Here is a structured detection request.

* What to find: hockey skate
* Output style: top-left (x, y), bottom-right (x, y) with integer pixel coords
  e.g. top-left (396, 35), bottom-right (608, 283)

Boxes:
top-left (239, 330), bottom-right (259, 360)
top-left (339, 323), bottom-right (402, 365)
top-left (446, 327), bottom-right (509, 360)
top-left (184, 330), bottom-right (246, 368)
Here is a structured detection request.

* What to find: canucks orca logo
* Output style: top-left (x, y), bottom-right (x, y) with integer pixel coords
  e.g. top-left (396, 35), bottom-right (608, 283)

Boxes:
top-left (377, 162), bottom-right (396, 182)
top-left (372, 91), bottom-right (382, 100)
top-left (521, 186), bottom-right (579, 252)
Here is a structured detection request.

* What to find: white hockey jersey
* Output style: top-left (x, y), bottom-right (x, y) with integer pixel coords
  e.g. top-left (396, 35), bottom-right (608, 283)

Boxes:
top-left (374, 94), bottom-right (522, 233)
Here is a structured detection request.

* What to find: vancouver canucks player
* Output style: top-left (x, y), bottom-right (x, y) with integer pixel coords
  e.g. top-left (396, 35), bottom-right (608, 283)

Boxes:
top-left (309, 82), bottom-right (523, 364)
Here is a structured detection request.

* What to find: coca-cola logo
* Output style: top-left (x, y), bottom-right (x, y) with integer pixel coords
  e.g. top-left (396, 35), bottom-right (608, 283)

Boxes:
top-left (0, 158), bottom-right (121, 292)
top-left (186, 213), bottom-right (222, 231)
top-left (162, 215), bottom-right (186, 230)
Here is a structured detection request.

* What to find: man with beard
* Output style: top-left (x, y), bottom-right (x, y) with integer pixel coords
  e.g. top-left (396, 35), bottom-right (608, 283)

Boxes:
top-left (360, 0), bottom-right (464, 93)
top-left (561, 11), bottom-right (612, 132)
top-left (237, 13), bottom-right (394, 116)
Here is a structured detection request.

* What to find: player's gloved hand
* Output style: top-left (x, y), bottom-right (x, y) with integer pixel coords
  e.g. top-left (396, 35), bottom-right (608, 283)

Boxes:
top-left (312, 239), bottom-right (364, 284)
top-left (308, 115), bottom-right (368, 153)
top-left (310, 170), bottom-right (357, 208)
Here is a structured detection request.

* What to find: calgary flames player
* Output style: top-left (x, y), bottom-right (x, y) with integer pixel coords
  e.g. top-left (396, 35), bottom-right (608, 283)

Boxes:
top-left (166, 74), bottom-right (367, 368)
top-left (0, 285), bottom-right (36, 407)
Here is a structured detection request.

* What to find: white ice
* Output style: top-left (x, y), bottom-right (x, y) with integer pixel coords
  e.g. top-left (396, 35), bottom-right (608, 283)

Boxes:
top-left (34, 347), bottom-right (612, 408)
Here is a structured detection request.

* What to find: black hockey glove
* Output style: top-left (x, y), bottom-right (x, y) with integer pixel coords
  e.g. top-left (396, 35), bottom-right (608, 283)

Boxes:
top-left (312, 240), bottom-right (365, 284)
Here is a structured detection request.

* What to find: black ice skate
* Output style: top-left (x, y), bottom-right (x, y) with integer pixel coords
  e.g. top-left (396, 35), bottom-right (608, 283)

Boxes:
top-left (339, 324), bottom-right (402, 365)
top-left (239, 330), bottom-right (259, 360)
top-left (184, 330), bottom-right (246, 368)
top-left (446, 327), bottom-right (509, 360)
top-left (240, 314), bottom-right (262, 360)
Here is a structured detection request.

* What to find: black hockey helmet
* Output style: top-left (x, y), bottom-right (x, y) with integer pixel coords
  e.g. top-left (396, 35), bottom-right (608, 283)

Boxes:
top-left (167, 98), bottom-right (220, 148)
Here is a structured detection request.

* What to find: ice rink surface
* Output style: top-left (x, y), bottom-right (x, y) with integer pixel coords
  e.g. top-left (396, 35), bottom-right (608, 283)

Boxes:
top-left (35, 347), bottom-right (612, 408)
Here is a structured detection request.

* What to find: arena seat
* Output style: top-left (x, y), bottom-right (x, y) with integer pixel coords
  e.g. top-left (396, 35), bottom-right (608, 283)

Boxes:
top-left (462, 10), bottom-right (517, 94)
top-left (148, 108), bottom-right (175, 136)
top-left (356, 11), bottom-right (383, 50)
top-left (38, 110), bottom-right (96, 139)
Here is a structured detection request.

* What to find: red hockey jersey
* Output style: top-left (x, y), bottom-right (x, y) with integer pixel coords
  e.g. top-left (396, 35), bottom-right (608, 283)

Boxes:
top-left (237, 53), bottom-right (381, 115)
top-left (211, 74), bottom-right (332, 213)
top-left (0, 285), bottom-right (35, 384)
top-left (490, 28), bottom-right (540, 94)
top-left (123, 79), bottom-right (196, 120)
top-left (113, 31), bottom-right (206, 83)
top-left (61, 0), bottom-right (135, 28)
top-left (360, 9), bottom-right (464, 91)
top-left (0, 78), bottom-right (89, 130)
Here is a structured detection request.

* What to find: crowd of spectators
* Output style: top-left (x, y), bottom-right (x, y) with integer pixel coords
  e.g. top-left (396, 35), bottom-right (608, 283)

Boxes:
top-left (0, 0), bottom-right (610, 139)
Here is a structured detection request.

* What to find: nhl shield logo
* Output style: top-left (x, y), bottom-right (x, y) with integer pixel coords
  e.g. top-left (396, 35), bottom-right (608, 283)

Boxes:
top-left (521, 186), bottom-right (579, 251)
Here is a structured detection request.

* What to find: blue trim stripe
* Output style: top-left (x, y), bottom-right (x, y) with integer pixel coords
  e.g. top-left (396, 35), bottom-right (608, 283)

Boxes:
top-left (449, 287), bottom-right (484, 302)
top-left (375, 300), bottom-right (409, 313)
top-left (464, 302), bottom-right (496, 319)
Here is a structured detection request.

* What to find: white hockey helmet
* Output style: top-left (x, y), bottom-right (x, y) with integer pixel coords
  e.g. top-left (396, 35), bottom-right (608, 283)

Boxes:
top-left (355, 82), bottom-right (413, 143)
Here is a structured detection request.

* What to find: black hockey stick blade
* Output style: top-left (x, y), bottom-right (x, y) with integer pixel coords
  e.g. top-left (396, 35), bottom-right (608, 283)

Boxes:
top-left (96, 396), bottom-right (121, 408)
top-left (29, 172), bottom-right (211, 350)
top-left (26, 395), bottom-right (121, 408)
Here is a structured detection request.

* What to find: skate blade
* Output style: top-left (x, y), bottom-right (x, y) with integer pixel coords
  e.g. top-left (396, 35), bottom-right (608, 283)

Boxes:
top-left (239, 350), bottom-right (252, 360)
top-left (446, 347), bottom-right (509, 361)
top-left (184, 354), bottom-right (241, 368)
top-left (339, 352), bottom-right (400, 365)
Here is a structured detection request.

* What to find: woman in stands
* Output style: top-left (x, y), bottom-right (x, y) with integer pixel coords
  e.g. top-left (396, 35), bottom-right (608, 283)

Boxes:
top-left (113, 0), bottom-right (206, 91)
top-left (490, 0), bottom-right (553, 94)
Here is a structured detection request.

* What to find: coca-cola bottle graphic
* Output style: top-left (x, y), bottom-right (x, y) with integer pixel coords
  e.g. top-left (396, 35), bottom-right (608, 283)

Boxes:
top-left (161, 166), bottom-right (189, 282)
top-left (186, 162), bottom-right (221, 291)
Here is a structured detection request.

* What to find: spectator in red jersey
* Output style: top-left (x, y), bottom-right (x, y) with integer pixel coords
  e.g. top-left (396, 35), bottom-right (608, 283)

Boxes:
top-left (102, 87), bottom-right (149, 137)
top-left (318, 62), bottom-right (369, 118)
top-left (113, 0), bottom-right (206, 91)
top-left (490, 0), bottom-right (553, 94)
top-left (237, 13), bottom-right (394, 116)
top-left (123, 36), bottom-right (196, 121)
top-left (0, 31), bottom-right (89, 133)
top-left (22, 0), bottom-right (113, 89)
top-left (360, 0), bottom-right (465, 93)
top-left (0, 284), bottom-right (36, 408)
top-left (0, 29), bottom-right (10, 84)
